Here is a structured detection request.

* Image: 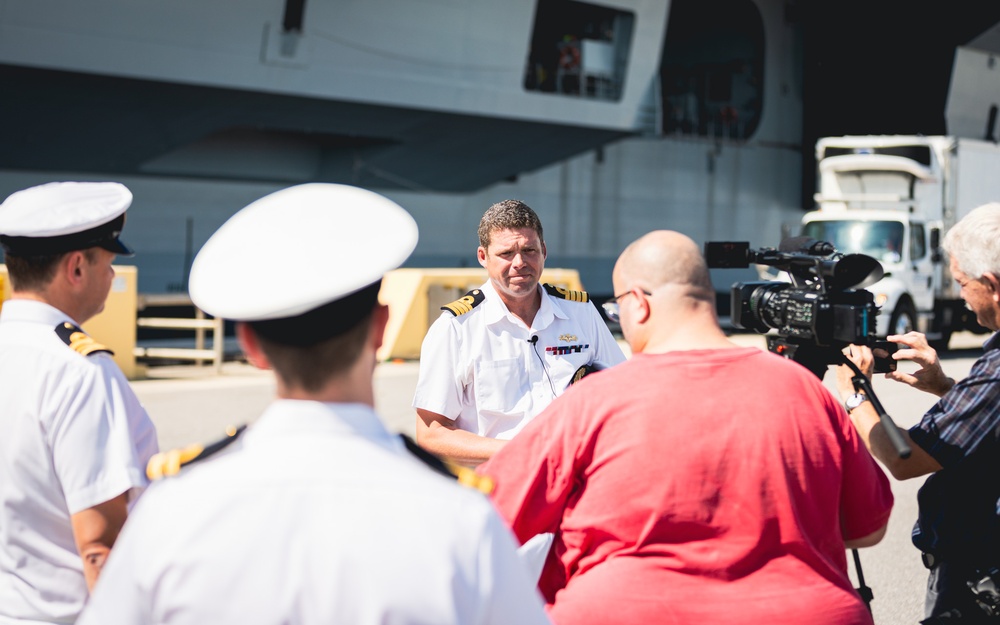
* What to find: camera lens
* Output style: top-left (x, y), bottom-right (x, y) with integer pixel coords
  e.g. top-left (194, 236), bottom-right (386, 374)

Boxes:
top-left (731, 281), bottom-right (791, 333)
top-left (751, 283), bottom-right (791, 330)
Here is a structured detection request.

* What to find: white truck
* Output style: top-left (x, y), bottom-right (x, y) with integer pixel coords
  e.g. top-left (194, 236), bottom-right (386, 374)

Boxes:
top-left (798, 134), bottom-right (1000, 348)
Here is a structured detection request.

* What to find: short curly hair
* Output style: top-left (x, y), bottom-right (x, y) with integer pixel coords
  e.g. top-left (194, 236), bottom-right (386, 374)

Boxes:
top-left (477, 200), bottom-right (544, 249)
top-left (943, 202), bottom-right (1000, 279)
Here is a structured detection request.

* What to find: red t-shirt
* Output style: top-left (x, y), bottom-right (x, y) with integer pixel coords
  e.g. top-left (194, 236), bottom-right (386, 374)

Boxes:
top-left (481, 347), bottom-right (893, 625)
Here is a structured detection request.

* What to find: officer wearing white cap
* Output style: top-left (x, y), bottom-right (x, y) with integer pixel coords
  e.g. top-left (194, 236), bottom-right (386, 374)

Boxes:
top-left (0, 181), bottom-right (159, 624)
top-left (78, 183), bottom-right (551, 625)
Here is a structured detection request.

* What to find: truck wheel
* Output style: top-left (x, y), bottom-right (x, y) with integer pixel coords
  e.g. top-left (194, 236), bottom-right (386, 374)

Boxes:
top-left (888, 301), bottom-right (917, 336)
top-left (929, 331), bottom-right (952, 352)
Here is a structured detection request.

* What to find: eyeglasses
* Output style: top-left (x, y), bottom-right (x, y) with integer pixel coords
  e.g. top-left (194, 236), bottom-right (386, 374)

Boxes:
top-left (601, 289), bottom-right (652, 323)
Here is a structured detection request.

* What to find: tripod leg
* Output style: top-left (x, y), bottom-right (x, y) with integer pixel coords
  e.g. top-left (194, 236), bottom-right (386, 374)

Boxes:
top-left (852, 548), bottom-right (874, 613)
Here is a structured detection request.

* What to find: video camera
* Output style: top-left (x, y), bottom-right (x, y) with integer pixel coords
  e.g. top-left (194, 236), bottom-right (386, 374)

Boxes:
top-left (706, 237), bottom-right (912, 605)
top-left (705, 237), bottom-right (888, 379)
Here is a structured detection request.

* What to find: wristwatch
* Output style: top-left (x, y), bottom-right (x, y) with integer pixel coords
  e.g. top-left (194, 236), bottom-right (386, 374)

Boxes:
top-left (845, 393), bottom-right (869, 413)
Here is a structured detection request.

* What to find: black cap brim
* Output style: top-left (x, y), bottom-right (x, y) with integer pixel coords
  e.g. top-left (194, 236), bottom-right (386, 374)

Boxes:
top-left (249, 281), bottom-right (382, 347)
top-left (100, 236), bottom-right (135, 257)
top-left (0, 214), bottom-right (133, 257)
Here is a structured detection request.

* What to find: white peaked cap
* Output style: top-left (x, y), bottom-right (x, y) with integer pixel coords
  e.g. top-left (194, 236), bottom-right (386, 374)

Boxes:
top-left (189, 183), bottom-right (418, 321)
top-left (0, 182), bottom-right (134, 256)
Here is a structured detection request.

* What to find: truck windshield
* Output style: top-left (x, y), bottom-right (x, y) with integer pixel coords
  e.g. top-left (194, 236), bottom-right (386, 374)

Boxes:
top-left (801, 220), bottom-right (904, 263)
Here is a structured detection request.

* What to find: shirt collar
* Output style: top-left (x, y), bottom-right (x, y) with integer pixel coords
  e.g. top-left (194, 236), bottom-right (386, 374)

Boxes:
top-left (480, 280), bottom-right (567, 331)
top-left (983, 331), bottom-right (1000, 352)
top-left (245, 400), bottom-right (402, 454)
top-left (0, 299), bottom-right (79, 327)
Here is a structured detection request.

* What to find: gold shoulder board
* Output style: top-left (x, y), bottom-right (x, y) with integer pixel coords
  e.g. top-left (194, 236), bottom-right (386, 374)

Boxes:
top-left (147, 424), bottom-right (247, 480)
top-left (55, 322), bottom-right (113, 357)
top-left (441, 288), bottom-right (486, 317)
top-left (570, 364), bottom-right (600, 385)
top-left (399, 434), bottom-right (495, 495)
top-left (543, 283), bottom-right (589, 303)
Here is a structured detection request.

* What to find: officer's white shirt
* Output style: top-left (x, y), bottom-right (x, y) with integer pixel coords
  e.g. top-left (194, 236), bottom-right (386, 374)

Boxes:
top-left (78, 400), bottom-right (551, 625)
top-left (0, 300), bottom-right (158, 625)
top-left (413, 280), bottom-right (625, 439)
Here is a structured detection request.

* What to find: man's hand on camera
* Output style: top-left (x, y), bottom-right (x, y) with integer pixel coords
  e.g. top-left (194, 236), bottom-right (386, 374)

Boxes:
top-left (836, 344), bottom-right (873, 400)
top-left (884, 332), bottom-right (954, 397)
top-left (837, 338), bottom-right (944, 479)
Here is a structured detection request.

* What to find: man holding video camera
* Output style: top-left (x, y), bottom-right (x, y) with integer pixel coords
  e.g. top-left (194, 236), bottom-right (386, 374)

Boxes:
top-left (838, 203), bottom-right (1000, 623)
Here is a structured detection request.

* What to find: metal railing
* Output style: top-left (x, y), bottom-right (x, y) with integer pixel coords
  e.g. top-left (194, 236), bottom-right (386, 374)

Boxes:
top-left (133, 294), bottom-right (225, 373)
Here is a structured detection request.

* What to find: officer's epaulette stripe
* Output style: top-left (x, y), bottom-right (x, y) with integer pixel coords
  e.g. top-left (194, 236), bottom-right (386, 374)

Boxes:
top-left (399, 434), bottom-right (495, 495)
top-left (571, 364), bottom-right (598, 385)
top-left (147, 424), bottom-right (247, 480)
top-left (55, 322), bottom-right (114, 357)
top-left (543, 283), bottom-right (589, 303)
top-left (441, 288), bottom-right (486, 317)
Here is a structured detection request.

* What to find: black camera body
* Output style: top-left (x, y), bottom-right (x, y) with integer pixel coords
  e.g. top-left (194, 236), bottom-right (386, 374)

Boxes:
top-left (730, 281), bottom-right (876, 346)
top-left (706, 238), bottom-right (885, 378)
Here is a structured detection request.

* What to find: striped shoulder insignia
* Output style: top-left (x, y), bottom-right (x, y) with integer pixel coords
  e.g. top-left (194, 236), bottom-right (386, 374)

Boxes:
top-left (399, 434), bottom-right (494, 495)
top-left (440, 288), bottom-right (485, 317)
top-left (543, 283), bottom-right (589, 303)
top-left (55, 322), bottom-right (113, 357)
top-left (570, 364), bottom-right (600, 386)
top-left (147, 424), bottom-right (247, 480)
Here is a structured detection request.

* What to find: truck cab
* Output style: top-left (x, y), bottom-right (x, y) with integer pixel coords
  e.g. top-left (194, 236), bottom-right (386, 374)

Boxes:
top-left (801, 211), bottom-right (940, 337)
top-left (801, 136), bottom-right (949, 340)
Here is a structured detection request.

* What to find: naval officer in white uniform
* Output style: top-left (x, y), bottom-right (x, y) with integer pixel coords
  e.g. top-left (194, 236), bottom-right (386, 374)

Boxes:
top-left (0, 182), bottom-right (159, 624)
top-left (413, 199), bottom-right (625, 467)
top-left (78, 183), bottom-right (551, 625)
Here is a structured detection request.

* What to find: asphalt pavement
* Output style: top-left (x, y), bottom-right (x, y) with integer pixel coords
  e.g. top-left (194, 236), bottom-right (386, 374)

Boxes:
top-left (132, 331), bottom-right (991, 625)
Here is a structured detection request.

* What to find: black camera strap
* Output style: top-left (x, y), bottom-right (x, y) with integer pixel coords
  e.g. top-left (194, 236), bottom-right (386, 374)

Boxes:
top-left (840, 353), bottom-right (914, 619)
top-left (841, 354), bottom-right (912, 459)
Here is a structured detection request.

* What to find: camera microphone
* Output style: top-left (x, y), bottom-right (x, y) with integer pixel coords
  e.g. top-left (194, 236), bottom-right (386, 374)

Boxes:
top-left (778, 236), bottom-right (835, 256)
top-left (528, 335), bottom-right (538, 345)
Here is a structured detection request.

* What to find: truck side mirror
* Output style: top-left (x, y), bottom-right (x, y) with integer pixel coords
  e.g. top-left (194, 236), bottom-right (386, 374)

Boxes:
top-left (930, 229), bottom-right (942, 263)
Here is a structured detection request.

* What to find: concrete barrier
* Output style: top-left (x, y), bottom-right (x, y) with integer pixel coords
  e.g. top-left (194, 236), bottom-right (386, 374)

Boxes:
top-left (0, 264), bottom-right (587, 372)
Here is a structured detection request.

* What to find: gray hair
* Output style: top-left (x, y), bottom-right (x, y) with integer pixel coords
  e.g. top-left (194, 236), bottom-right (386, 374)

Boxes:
top-left (943, 202), bottom-right (1000, 279)
top-left (477, 200), bottom-right (543, 249)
